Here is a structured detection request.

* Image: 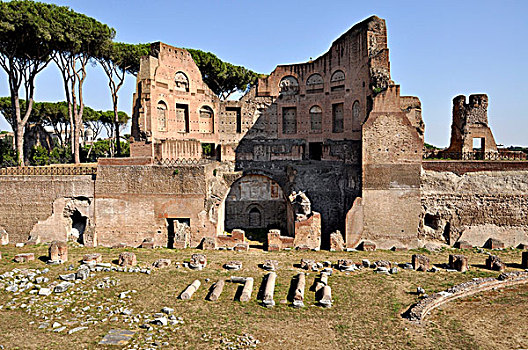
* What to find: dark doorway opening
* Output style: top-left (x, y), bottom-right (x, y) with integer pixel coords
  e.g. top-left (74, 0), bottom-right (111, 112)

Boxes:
top-left (309, 142), bottom-right (323, 160)
top-left (167, 218), bottom-right (190, 248)
top-left (71, 210), bottom-right (87, 244)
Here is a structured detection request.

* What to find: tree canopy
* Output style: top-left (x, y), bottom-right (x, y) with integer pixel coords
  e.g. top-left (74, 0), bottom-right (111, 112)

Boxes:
top-left (185, 48), bottom-right (261, 100)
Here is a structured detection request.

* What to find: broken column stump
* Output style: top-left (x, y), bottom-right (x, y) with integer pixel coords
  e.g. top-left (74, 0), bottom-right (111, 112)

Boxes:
top-left (449, 254), bottom-right (469, 272)
top-left (48, 241), bottom-right (68, 264)
top-left (412, 254), bottom-right (430, 272)
top-left (486, 254), bottom-right (506, 271)
top-left (315, 272), bottom-right (329, 292)
top-left (180, 280), bottom-right (201, 300)
top-left (240, 277), bottom-right (254, 302)
top-left (118, 252), bottom-right (137, 267)
top-left (207, 280), bottom-right (225, 301)
top-left (0, 228), bottom-right (8, 245)
top-left (261, 259), bottom-right (278, 271)
top-left (300, 258), bottom-right (317, 271)
top-left (292, 273), bottom-right (306, 308)
top-left (83, 253), bottom-right (102, 264)
top-left (522, 251), bottom-right (528, 269)
top-left (189, 254), bottom-right (207, 270)
top-left (262, 272), bottom-right (277, 308)
top-left (329, 231), bottom-right (345, 251)
top-left (153, 259), bottom-right (171, 269)
top-left (319, 285), bottom-right (332, 308)
top-left (14, 253), bottom-right (34, 263)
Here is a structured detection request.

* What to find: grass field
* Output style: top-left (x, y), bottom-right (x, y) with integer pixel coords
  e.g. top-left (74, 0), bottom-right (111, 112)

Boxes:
top-left (0, 245), bottom-right (526, 350)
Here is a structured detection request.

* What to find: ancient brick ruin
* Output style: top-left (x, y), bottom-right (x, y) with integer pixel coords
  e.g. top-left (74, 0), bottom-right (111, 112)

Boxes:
top-left (0, 15), bottom-right (527, 250)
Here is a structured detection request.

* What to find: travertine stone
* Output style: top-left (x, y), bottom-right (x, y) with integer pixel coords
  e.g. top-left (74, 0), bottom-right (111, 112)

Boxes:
top-left (153, 259), bottom-right (171, 268)
top-left (262, 260), bottom-right (278, 271)
top-left (14, 253), bottom-right (34, 263)
top-left (201, 237), bottom-right (216, 250)
top-left (83, 253), bottom-right (102, 264)
top-left (207, 280), bottom-right (225, 301)
top-left (118, 252), bottom-right (137, 267)
top-left (190, 254), bottom-right (207, 269)
top-left (262, 272), bottom-right (276, 308)
top-left (319, 285), bottom-right (332, 308)
top-left (412, 254), bottom-right (430, 272)
top-left (180, 280), bottom-right (201, 300)
top-left (48, 241), bottom-right (68, 263)
top-left (240, 277), bottom-right (254, 302)
top-left (292, 273), bottom-right (306, 308)
top-left (329, 231), bottom-right (345, 251)
top-left (300, 258), bottom-right (317, 271)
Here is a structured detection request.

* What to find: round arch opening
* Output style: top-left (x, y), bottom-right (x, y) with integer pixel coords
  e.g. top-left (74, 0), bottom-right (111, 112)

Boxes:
top-left (224, 174), bottom-right (293, 242)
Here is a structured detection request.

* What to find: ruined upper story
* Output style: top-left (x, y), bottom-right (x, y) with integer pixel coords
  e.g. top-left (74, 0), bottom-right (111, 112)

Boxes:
top-left (130, 15), bottom-right (422, 162)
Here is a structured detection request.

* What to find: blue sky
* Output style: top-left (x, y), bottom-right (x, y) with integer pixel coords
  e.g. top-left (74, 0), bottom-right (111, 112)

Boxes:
top-left (1, 0), bottom-right (527, 147)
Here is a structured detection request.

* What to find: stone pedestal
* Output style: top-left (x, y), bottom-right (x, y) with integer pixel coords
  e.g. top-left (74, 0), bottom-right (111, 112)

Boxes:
top-left (300, 258), bottom-right (316, 271)
top-left (190, 254), bottom-right (207, 269)
top-left (486, 254), bottom-right (505, 271)
top-left (118, 252), bottom-right (137, 267)
top-left (412, 254), bottom-right (430, 272)
top-left (83, 253), bottom-right (102, 264)
top-left (449, 254), bottom-right (469, 272)
top-left (48, 241), bottom-right (68, 263)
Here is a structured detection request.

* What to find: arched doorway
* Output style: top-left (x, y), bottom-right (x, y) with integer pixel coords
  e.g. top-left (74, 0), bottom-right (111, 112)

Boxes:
top-left (224, 174), bottom-right (292, 241)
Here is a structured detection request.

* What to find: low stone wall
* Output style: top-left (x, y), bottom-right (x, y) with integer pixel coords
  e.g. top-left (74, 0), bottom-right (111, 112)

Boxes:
top-left (421, 169), bottom-right (528, 246)
top-left (405, 271), bottom-right (528, 323)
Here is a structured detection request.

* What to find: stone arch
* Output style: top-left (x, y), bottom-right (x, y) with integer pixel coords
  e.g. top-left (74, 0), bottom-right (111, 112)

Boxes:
top-left (331, 70), bottom-right (345, 83)
top-left (157, 101), bottom-right (168, 131)
top-left (174, 71), bottom-right (189, 92)
top-left (306, 73), bottom-right (324, 93)
top-left (279, 75), bottom-right (299, 95)
top-left (223, 174), bottom-right (293, 240)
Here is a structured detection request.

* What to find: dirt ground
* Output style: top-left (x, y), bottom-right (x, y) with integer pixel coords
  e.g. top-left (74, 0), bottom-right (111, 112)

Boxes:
top-left (0, 244), bottom-right (526, 350)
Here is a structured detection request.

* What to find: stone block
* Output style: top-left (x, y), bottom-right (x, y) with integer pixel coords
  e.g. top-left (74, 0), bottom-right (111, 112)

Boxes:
top-left (295, 245), bottom-right (311, 251)
top-left (140, 238), bottom-right (155, 249)
top-left (48, 241), bottom-right (68, 263)
top-left (412, 254), bottom-right (430, 272)
top-left (83, 253), bottom-right (102, 264)
top-left (455, 241), bottom-right (473, 249)
top-left (391, 246), bottom-right (408, 252)
top-left (200, 237), bottom-right (216, 250)
top-left (337, 259), bottom-right (355, 271)
top-left (449, 254), bottom-right (469, 272)
top-left (268, 244), bottom-right (280, 251)
top-left (118, 252), bottom-right (137, 267)
top-left (329, 231), bottom-right (345, 251)
top-left (153, 259), bottom-right (171, 268)
top-left (262, 259), bottom-right (278, 271)
top-left (521, 251), bottom-right (528, 269)
top-left (223, 261), bottom-right (242, 270)
top-left (374, 260), bottom-right (392, 269)
top-left (14, 253), bottom-right (35, 263)
top-left (485, 238), bottom-right (505, 249)
top-left (233, 243), bottom-right (249, 252)
top-left (0, 227), bottom-right (8, 245)
top-left (300, 258), bottom-right (317, 271)
top-left (359, 241), bottom-right (376, 251)
top-left (486, 254), bottom-right (505, 271)
top-left (231, 229), bottom-right (245, 241)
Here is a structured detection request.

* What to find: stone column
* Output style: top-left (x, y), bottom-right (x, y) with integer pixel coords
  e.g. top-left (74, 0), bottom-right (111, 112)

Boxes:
top-left (180, 280), bottom-right (201, 300)
top-left (262, 272), bottom-right (277, 308)
top-left (293, 273), bottom-right (306, 308)
top-left (315, 272), bottom-right (328, 292)
top-left (207, 280), bottom-right (225, 301)
top-left (319, 285), bottom-right (332, 308)
top-left (240, 277), bottom-right (254, 302)
top-left (48, 241), bottom-right (68, 263)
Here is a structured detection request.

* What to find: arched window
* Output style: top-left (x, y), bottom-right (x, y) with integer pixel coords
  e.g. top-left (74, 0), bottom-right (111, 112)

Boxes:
top-left (352, 100), bottom-right (360, 122)
top-left (331, 70), bottom-right (345, 92)
top-left (199, 105), bottom-right (214, 133)
top-left (310, 105), bottom-right (322, 133)
top-left (174, 71), bottom-right (189, 92)
top-left (279, 76), bottom-right (299, 95)
top-left (157, 101), bottom-right (167, 131)
top-left (331, 70), bottom-right (345, 83)
top-left (306, 73), bottom-right (324, 93)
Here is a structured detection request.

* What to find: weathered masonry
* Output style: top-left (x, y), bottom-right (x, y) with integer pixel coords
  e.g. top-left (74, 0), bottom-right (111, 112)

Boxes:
top-left (1, 16), bottom-right (527, 249)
